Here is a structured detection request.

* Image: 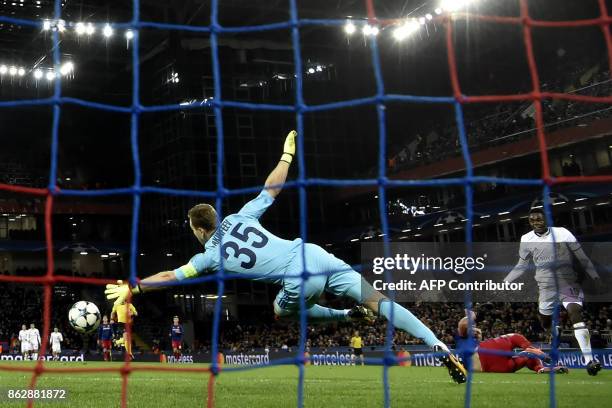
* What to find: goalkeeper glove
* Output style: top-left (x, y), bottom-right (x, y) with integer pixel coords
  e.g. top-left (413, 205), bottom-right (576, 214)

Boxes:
top-left (104, 280), bottom-right (141, 306)
top-left (280, 130), bottom-right (297, 164)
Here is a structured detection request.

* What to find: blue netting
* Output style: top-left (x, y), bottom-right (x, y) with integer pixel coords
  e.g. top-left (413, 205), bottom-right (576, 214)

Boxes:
top-left (2, 0), bottom-right (609, 406)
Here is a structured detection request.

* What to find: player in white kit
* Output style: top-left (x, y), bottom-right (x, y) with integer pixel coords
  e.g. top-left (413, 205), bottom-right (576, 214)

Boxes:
top-left (18, 324), bottom-right (31, 360)
top-left (504, 207), bottom-right (603, 375)
top-left (28, 323), bottom-right (41, 361)
top-left (50, 327), bottom-right (64, 361)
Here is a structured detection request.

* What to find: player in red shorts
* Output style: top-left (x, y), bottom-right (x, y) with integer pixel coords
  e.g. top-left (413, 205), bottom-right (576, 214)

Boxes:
top-left (457, 317), bottom-right (568, 374)
top-left (98, 315), bottom-right (115, 362)
top-left (169, 316), bottom-right (184, 361)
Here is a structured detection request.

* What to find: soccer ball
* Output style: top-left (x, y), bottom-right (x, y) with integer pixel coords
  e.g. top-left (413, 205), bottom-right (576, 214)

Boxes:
top-left (68, 301), bottom-right (101, 334)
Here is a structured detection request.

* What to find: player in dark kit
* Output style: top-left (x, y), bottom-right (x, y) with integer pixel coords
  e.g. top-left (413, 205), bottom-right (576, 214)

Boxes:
top-left (456, 317), bottom-right (568, 374)
top-left (169, 316), bottom-right (184, 361)
top-left (98, 315), bottom-right (115, 362)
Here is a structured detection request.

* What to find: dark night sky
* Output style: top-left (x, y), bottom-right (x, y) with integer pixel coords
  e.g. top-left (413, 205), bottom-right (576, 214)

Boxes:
top-left (0, 0), bottom-right (610, 187)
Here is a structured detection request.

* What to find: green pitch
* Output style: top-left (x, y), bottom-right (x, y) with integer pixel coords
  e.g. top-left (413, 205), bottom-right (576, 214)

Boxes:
top-left (0, 362), bottom-right (610, 407)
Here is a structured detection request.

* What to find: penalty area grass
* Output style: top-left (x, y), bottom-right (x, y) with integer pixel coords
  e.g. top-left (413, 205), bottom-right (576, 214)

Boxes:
top-left (0, 362), bottom-right (609, 407)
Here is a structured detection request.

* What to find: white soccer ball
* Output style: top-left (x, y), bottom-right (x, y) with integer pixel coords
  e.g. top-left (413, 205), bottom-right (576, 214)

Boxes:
top-left (68, 301), bottom-right (101, 334)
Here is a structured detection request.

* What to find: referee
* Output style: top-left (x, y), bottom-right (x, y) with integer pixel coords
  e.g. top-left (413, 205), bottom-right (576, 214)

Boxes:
top-left (350, 331), bottom-right (364, 366)
top-left (111, 299), bottom-right (138, 361)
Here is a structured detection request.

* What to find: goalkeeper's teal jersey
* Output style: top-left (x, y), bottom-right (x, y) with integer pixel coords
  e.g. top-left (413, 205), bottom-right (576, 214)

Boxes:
top-left (174, 190), bottom-right (302, 285)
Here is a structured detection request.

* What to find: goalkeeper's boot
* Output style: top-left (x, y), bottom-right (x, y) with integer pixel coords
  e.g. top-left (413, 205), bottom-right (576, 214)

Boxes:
top-left (586, 360), bottom-right (602, 376)
top-left (433, 345), bottom-right (467, 384)
top-left (348, 305), bottom-right (375, 323)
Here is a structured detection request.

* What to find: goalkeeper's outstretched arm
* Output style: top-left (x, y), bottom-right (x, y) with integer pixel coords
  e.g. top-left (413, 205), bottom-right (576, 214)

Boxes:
top-left (138, 271), bottom-right (177, 292)
top-left (106, 131), bottom-right (298, 305)
top-left (105, 271), bottom-right (178, 305)
top-left (265, 130), bottom-right (296, 198)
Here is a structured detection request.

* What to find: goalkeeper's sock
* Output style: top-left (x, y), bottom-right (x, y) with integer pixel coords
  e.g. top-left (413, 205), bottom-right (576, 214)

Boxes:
top-left (305, 304), bottom-right (349, 323)
top-left (573, 323), bottom-right (593, 364)
top-left (378, 300), bottom-right (444, 349)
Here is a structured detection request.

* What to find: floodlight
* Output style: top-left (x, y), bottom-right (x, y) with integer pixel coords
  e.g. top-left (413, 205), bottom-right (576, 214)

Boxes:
top-left (102, 24), bottom-right (113, 38)
top-left (344, 22), bottom-right (356, 34)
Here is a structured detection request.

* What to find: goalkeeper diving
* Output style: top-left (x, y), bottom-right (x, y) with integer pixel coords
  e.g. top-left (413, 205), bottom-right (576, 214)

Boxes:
top-left (105, 130), bottom-right (467, 383)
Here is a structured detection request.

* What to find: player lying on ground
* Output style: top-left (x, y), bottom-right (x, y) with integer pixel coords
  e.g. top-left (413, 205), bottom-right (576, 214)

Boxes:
top-left (456, 317), bottom-right (568, 374)
top-left (105, 130), bottom-right (467, 383)
top-left (503, 207), bottom-right (603, 376)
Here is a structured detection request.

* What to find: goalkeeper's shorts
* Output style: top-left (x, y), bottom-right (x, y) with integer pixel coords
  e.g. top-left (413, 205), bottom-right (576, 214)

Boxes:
top-left (273, 243), bottom-right (363, 316)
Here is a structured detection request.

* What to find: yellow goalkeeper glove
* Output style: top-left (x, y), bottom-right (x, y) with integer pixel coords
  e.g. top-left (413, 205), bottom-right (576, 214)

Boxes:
top-left (104, 280), bottom-right (141, 306)
top-left (280, 130), bottom-right (297, 164)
